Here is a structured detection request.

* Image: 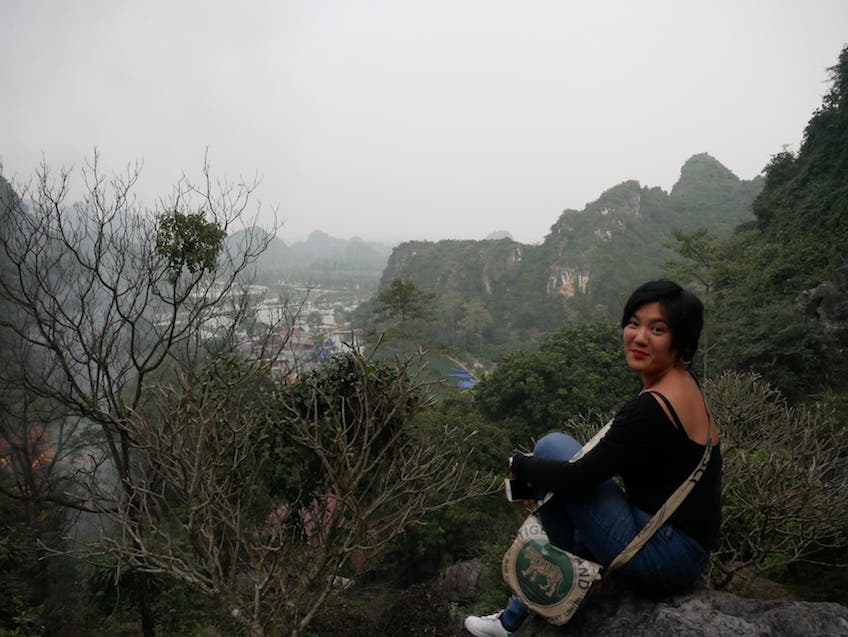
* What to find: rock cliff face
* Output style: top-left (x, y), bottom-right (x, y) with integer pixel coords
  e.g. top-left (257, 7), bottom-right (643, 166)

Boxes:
top-left (546, 266), bottom-right (589, 298)
top-left (540, 180), bottom-right (662, 301)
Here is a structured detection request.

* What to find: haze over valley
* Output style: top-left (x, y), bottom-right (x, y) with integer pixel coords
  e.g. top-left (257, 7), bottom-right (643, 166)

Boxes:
top-left (3, 2), bottom-right (847, 246)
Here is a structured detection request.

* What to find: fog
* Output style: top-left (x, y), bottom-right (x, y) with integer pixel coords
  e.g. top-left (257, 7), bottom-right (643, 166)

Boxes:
top-left (2, 0), bottom-right (847, 245)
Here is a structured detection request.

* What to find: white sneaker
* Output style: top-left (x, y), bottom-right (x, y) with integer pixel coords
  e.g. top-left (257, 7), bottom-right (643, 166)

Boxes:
top-left (464, 612), bottom-right (512, 637)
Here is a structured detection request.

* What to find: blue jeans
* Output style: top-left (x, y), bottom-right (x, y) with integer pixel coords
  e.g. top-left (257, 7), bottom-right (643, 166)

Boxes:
top-left (500, 432), bottom-right (709, 632)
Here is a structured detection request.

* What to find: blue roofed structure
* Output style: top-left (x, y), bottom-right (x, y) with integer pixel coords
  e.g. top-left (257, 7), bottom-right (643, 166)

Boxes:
top-left (448, 367), bottom-right (478, 388)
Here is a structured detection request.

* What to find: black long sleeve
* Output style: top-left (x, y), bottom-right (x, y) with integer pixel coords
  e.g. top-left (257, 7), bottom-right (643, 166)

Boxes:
top-left (511, 393), bottom-right (654, 494)
top-left (511, 392), bottom-right (722, 550)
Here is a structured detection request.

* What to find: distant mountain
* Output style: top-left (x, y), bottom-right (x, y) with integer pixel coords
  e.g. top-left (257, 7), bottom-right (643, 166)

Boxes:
top-left (288, 230), bottom-right (392, 270)
top-left (372, 154), bottom-right (762, 350)
top-left (485, 230), bottom-right (513, 240)
top-left (228, 228), bottom-right (393, 281)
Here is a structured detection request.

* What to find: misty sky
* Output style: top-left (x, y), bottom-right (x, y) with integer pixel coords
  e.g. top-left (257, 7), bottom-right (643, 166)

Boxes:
top-left (2, 1), bottom-right (847, 246)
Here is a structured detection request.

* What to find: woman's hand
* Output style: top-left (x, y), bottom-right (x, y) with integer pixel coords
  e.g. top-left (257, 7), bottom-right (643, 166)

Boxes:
top-left (509, 452), bottom-right (533, 479)
top-left (508, 453), bottom-right (535, 505)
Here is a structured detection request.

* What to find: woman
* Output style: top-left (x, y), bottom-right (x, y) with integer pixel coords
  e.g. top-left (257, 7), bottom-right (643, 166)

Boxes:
top-left (465, 280), bottom-right (722, 637)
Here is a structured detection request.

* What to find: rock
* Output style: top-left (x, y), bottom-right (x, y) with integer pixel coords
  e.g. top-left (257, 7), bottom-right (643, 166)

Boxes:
top-left (518, 588), bottom-right (848, 636)
top-left (440, 561), bottom-right (848, 637)
top-left (798, 263), bottom-right (848, 343)
top-left (436, 558), bottom-right (497, 602)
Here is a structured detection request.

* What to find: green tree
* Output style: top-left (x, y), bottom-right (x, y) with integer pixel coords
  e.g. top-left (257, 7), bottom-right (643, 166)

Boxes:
top-left (697, 45), bottom-right (848, 398)
top-left (438, 289), bottom-right (465, 348)
top-left (473, 322), bottom-right (639, 445)
top-left (155, 209), bottom-right (226, 282)
top-left (664, 227), bottom-right (721, 377)
top-left (459, 298), bottom-right (492, 352)
top-left (374, 278), bottom-right (434, 348)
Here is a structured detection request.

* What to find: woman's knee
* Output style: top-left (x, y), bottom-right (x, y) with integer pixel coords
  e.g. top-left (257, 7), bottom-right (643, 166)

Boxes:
top-left (533, 432), bottom-right (582, 461)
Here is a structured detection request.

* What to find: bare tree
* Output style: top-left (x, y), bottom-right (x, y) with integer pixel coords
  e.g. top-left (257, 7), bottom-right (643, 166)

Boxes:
top-left (0, 153), bottom-right (286, 636)
top-left (704, 371), bottom-right (848, 589)
top-left (87, 350), bottom-right (491, 637)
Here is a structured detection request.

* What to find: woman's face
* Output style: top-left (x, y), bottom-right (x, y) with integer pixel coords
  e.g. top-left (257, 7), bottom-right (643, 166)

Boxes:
top-left (622, 301), bottom-right (677, 382)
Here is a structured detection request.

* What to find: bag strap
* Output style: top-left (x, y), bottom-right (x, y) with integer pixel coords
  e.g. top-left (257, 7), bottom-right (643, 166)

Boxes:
top-left (606, 391), bottom-right (714, 573)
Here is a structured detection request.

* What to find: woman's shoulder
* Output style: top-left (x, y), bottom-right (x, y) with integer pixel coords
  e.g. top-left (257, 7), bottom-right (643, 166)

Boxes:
top-left (614, 391), bottom-right (670, 427)
top-left (646, 371), bottom-right (717, 444)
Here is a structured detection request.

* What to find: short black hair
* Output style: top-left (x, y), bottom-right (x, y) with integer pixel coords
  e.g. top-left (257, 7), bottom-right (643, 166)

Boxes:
top-left (620, 279), bottom-right (704, 362)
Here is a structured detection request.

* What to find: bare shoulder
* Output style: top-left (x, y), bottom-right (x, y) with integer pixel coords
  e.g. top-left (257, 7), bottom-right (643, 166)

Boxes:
top-left (648, 369), bottom-right (718, 444)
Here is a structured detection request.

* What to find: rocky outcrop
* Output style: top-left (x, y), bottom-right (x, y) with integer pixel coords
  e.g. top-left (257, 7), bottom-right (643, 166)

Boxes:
top-left (546, 266), bottom-right (589, 297)
top-left (427, 560), bottom-right (848, 637)
top-left (798, 263), bottom-right (848, 346)
top-left (543, 182), bottom-right (643, 260)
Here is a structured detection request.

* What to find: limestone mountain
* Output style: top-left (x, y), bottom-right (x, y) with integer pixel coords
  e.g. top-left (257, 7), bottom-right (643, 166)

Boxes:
top-left (374, 154), bottom-right (762, 353)
top-left (669, 152), bottom-right (763, 236)
top-left (542, 154), bottom-right (763, 318)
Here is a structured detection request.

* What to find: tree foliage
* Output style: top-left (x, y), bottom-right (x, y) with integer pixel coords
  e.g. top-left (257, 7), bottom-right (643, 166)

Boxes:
top-left (664, 227), bottom-right (723, 377)
top-left (155, 209), bottom-right (226, 282)
top-left (473, 322), bottom-right (639, 446)
top-left (369, 240), bottom-right (565, 357)
top-left (373, 278), bottom-right (434, 347)
top-left (459, 298), bottom-right (493, 351)
top-left (704, 44), bottom-right (848, 398)
top-left (375, 278), bottom-right (434, 324)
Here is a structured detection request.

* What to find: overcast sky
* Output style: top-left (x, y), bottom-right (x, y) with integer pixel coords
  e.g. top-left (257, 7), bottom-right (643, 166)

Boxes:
top-left (2, 1), bottom-right (846, 246)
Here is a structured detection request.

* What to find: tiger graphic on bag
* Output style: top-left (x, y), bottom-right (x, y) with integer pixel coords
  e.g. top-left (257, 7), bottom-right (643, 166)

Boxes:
top-left (519, 543), bottom-right (564, 597)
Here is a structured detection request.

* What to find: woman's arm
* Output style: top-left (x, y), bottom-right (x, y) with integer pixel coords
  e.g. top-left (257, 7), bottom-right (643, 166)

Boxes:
top-left (511, 393), bottom-right (656, 494)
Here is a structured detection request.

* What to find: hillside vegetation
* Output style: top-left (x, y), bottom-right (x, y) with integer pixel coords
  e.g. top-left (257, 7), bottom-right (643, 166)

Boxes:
top-left (705, 47), bottom-right (848, 398)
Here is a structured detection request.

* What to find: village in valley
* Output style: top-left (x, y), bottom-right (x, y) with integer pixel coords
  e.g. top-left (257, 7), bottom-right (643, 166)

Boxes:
top-left (232, 280), bottom-right (365, 380)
